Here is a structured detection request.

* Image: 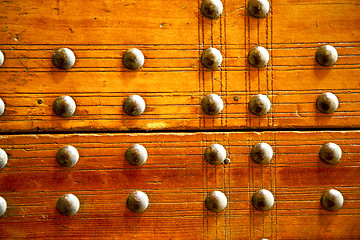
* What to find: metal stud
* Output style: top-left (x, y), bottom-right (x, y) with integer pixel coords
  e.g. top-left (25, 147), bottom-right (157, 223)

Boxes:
top-left (123, 95), bottom-right (146, 116)
top-left (126, 144), bottom-right (148, 166)
top-left (56, 145), bottom-right (79, 168)
top-left (248, 94), bottom-right (271, 116)
top-left (252, 189), bottom-right (274, 211)
top-left (122, 48), bottom-right (145, 70)
top-left (251, 143), bottom-right (273, 164)
top-left (0, 149), bottom-right (8, 169)
top-left (316, 92), bottom-right (339, 114)
top-left (201, 47), bottom-right (223, 70)
top-left (0, 50), bottom-right (4, 67)
top-left (53, 95), bottom-right (76, 118)
top-left (202, 94), bottom-right (224, 115)
top-left (200, 0), bottom-right (223, 19)
top-left (321, 189), bottom-right (344, 211)
top-left (0, 197), bottom-right (6, 217)
top-left (205, 144), bottom-right (227, 165)
top-left (52, 48), bottom-right (76, 70)
top-left (316, 45), bottom-right (338, 66)
top-left (0, 98), bottom-right (4, 116)
top-left (56, 193), bottom-right (80, 216)
top-left (248, 0), bottom-right (270, 18)
top-left (319, 143), bottom-right (342, 164)
top-left (205, 191), bottom-right (227, 213)
top-left (248, 46), bottom-right (269, 68)
top-left (127, 191), bottom-right (149, 213)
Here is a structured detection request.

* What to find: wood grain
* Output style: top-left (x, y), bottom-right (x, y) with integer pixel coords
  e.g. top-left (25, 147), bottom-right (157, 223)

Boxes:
top-left (0, 0), bottom-right (359, 131)
top-left (0, 131), bottom-right (359, 239)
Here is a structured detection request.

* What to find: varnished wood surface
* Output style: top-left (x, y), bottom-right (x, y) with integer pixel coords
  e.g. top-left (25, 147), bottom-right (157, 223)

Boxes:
top-left (0, 131), bottom-right (359, 239)
top-left (0, 0), bottom-right (359, 131)
top-left (0, 0), bottom-right (359, 239)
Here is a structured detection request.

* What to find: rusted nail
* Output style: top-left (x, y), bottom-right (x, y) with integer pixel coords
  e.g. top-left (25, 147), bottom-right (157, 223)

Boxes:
top-left (248, 0), bottom-right (270, 18)
top-left (123, 95), bottom-right (146, 116)
top-left (223, 158), bottom-right (231, 164)
top-left (126, 144), bottom-right (148, 166)
top-left (316, 45), bottom-right (338, 66)
top-left (248, 46), bottom-right (269, 68)
top-left (0, 149), bottom-right (8, 169)
top-left (205, 191), bottom-right (227, 213)
top-left (321, 189), bottom-right (344, 211)
top-left (252, 189), bottom-right (274, 211)
top-left (316, 92), bottom-right (339, 114)
top-left (56, 193), bottom-right (80, 216)
top-left (52, 48), bottom-right (76, 70)
top-left (205, 144), bottom-right (227, 165)
top-left (201, 0), bottom-right (223, 19)
top-left (202, 94), bottom-right (224, 115)
top-left (248, 94), bottom-right (271, 116)
top-left (122, 48), bottom-right (145, 70)
top-left (56, 145), bottom-right (79, 168)
top-left (201, 47), bottom-right (223, 70)
top-left (251, 142), bottom-right (273, 164)
top-left (127, 191), bottom-right (149, 213)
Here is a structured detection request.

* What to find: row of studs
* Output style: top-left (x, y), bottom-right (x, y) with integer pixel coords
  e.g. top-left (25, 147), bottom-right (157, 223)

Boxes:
top-left (0, 141), bottom-right (342, 170)
top-left (0, 44), bottom-right (338, 72)
top-left (0, 91), bottom-right (340, 119)
top-left (201, 0), bottom-right (270, 20)
top-left (0, 188), bottom-right (345, 218)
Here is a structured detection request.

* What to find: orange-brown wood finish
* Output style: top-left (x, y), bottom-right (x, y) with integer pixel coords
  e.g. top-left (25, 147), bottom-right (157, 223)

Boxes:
top-left (0, 0), bottom-right (359, 131)
top-left (0, 0), bottom-right (360, 239)
top-left (0, 131), bottom-right (359, 239)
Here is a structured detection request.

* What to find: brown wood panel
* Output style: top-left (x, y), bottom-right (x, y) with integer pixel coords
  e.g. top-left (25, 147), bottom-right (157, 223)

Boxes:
top-left (0, 131), bottom-right (359, 239)
top-left (0, 0), bottom-right (359, 131)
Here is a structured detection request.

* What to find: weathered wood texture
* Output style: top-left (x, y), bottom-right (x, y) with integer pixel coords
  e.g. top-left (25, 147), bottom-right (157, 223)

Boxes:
top-left (0, 0), bottom-right (359, 132)
top-left (0, 131), bottom-right (359, 239)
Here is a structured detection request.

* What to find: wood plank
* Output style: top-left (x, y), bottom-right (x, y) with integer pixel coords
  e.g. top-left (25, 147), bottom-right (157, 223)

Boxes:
top-left (0, 0), bottom-right (359, 131)
top-left (0, 131), bottom-right (359, 239)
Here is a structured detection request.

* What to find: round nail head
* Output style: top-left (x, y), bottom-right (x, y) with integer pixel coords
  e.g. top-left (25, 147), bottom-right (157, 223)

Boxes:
top-left (316, 45), bottom-right (338, 66)
top-left (248, 0), bottom-right (270, 18)
top-left (201, 47), bottom-right (223, 70)
top-left (53, 95), bottom-right (76, 118)
top-left (251, 143), bottom-right (273, 164)
top-left (52, 48), bottom-right (75, 70)
top-left (252, 189), bottom-right (274, 211)
top-left (0, 148), bottom-right (8, 169)
top-left (123, 95), bottom-right (146, 116)
top-left (316, 92), bottom-right (339, 114)
top-left (57, 193), bottom-right (80, 216)
top-left (126, 144), bottom-right (148, 166)
top-left (122, 48), bottom-right (145, 70)
top-left (201, 0), bottom-right (223, 19)
top-left (319, 143), bottom-right (342, 164)
top-left (205, 191), bottom-right (227, 213)
top-left (202, 94), bottom-right (224, 115)
top-left (249, 94), bottom-right (271, 116)
top-left (0, 98), bottom-right (4, 116)
top-left (248, 46), bottom-right (269, 68)
top-left (205, 144), bottom-right (227, 165)
top-left (0, 197), bottom-right (6, 217)
top-left (0, 50), bottom-right (4, 67)
top-left (127, 191), bottom-right (149, 213)
top-left (321, 189), bottom-right (344, 211)
top-left (56, 145), bottom-right (79, 168)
